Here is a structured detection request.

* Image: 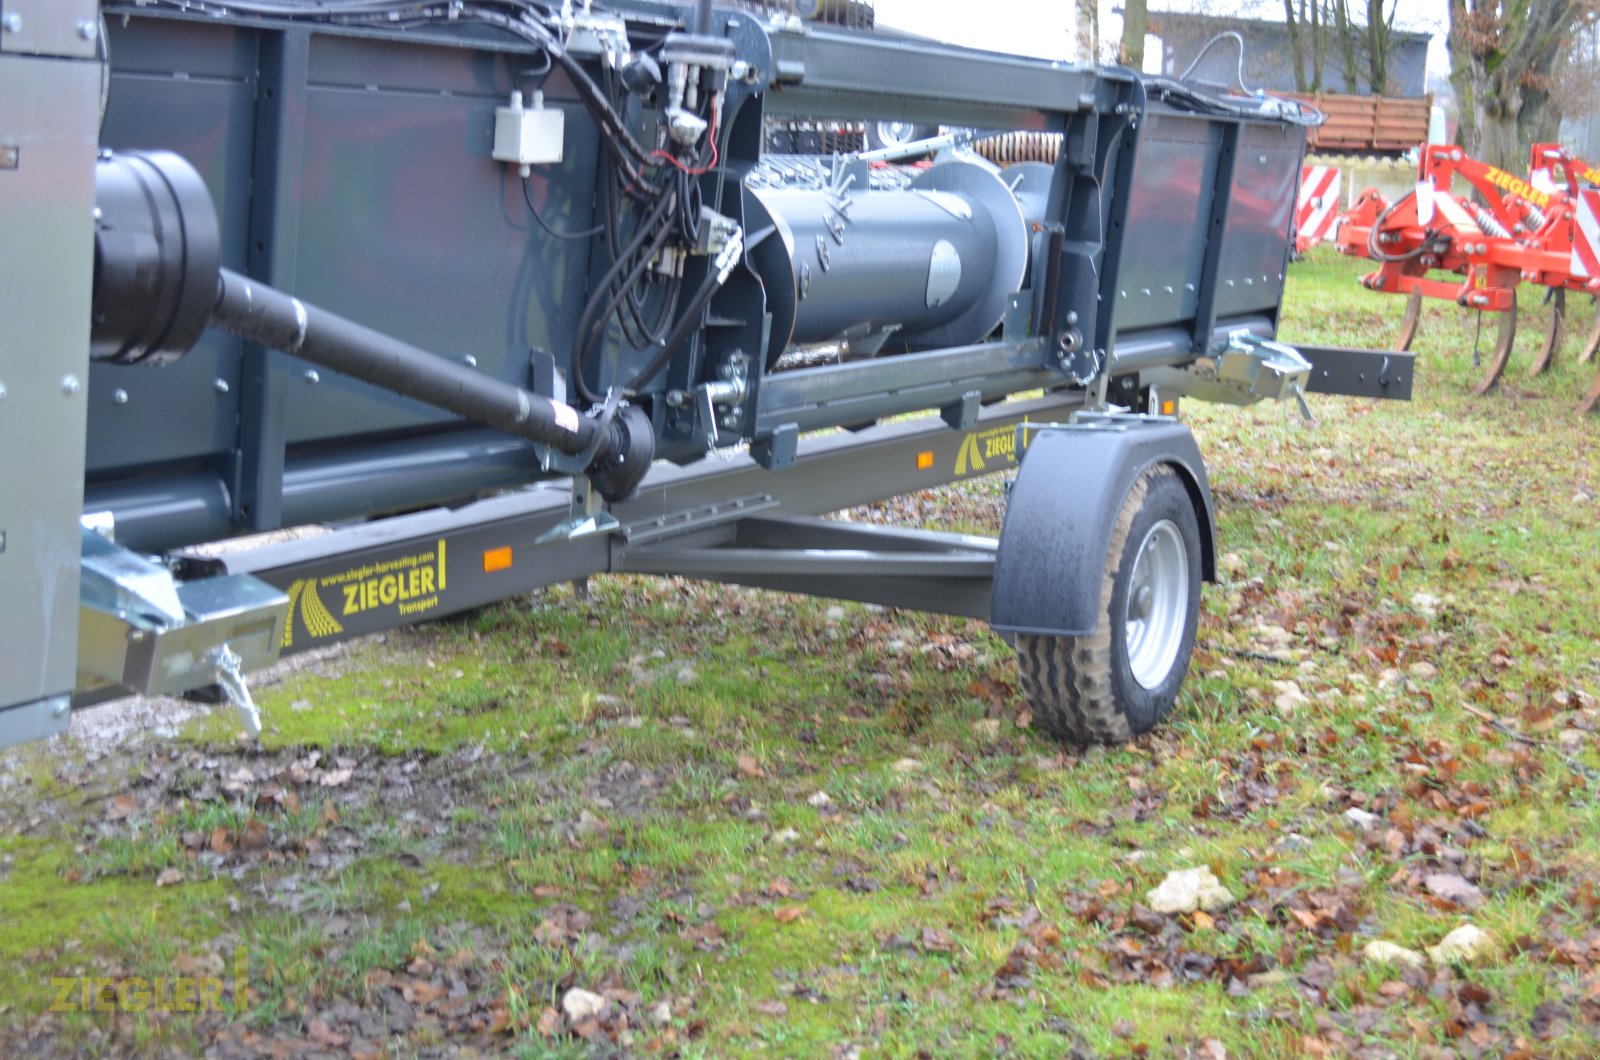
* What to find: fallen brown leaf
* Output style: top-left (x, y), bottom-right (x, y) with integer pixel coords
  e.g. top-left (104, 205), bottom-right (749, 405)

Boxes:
top-left (307, 1017), bottom-right (348, 1048)
top-left (239, 817), bottom-right (270, 851)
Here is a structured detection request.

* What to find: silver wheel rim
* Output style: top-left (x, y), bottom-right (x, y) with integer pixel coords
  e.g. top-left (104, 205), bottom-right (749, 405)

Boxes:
top-left (875, 120), bottom-right (918, 146)
top-left (1124, 519), bottom-right (1188, 690)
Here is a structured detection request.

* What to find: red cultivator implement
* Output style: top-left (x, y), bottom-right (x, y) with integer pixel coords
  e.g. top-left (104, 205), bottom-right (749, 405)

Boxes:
top-left (1335, 143), bottom-right (1600, 412)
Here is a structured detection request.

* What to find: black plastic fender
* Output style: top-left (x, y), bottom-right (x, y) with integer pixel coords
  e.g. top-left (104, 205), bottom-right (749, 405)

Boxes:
top-left (990, 420), bottom-right (1216, 638)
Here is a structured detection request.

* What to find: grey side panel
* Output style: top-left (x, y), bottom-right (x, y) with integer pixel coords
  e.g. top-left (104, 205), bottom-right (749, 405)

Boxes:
top-left (1113, 114), bottom-right (1217, 330)
top-left (281, 34), bottom-right (602, 445)
top-left (0, 53), bottom-right (100, 726)
top-left (990, 422), bottom-right (1216, 638)
top-left (1212, 120), bottom-right (1299, 319)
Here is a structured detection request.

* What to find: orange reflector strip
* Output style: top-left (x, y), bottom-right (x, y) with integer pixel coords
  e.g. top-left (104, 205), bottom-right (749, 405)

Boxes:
top-left (1161, 400), bottom-right (1177, 416)
top-left (482, 547), bottom-right (513, 573)
top-left (916, 451), bottom-right (935, 470)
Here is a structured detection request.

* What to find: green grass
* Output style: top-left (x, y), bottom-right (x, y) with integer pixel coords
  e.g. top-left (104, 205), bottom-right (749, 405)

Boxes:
top-left (2, 247), bottom-right (1598, 1055)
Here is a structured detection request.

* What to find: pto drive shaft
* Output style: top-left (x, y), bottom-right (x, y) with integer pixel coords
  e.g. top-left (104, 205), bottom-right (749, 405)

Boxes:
top-left (91, 150), bottom-right (652, 500)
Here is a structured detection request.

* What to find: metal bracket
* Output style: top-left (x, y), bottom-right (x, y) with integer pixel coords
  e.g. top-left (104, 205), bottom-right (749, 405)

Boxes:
top-left (621, 494), bottom-right (778, 546)
top-left (1140, 328), bottom-right (1312, 414)
top-left (76, 529), bottom-right (286, 733)
top-left (539, 387), bottom-right (621, 476)
top-left (536, 476), bottom-right (621, 543)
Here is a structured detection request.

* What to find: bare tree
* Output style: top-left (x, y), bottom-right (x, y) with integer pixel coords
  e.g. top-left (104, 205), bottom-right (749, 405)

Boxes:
top-left (1077, 0), bottom-right (1099, 62)
top-left (1224, 0), bottom-right (1402, 94)
top-left (1450, 0), bottom-right (1600, 169)
top-left (1365, 0), bottom-right (1399, 93)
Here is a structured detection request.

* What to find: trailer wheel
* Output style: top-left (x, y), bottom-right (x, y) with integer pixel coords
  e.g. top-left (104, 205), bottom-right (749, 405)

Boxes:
top-left (1014, 466), bottom-right (1201, 743)
top-left (863, 120), bottom-right (940, 154)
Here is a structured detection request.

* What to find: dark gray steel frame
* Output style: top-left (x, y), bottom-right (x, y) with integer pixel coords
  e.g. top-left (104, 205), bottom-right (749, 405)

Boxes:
top-left (173, 393), bottom-right (1081, 669)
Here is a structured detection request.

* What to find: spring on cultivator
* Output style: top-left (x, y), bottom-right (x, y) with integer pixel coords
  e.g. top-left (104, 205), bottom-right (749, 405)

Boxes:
top-left (1335, 142), bottom-right (1600, 413)
top-left (972, 132), bottom-right (1064, 166)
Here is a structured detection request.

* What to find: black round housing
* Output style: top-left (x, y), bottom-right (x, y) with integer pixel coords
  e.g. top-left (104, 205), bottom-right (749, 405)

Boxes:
top-left (91, 150), bottom-right (221, 366)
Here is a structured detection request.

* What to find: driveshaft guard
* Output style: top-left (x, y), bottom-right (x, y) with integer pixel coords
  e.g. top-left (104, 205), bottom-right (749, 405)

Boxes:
top-left (991, 420), bottom-right (1217, 638)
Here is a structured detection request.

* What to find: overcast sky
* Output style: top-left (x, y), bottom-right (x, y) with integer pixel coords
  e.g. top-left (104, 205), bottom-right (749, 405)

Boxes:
top-left (873, 0), bottom-right (1451, 79)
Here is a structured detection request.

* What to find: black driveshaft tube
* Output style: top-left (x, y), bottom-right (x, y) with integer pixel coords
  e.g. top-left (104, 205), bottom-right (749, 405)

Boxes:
top-left (209, 269), bottom-right (653, 500)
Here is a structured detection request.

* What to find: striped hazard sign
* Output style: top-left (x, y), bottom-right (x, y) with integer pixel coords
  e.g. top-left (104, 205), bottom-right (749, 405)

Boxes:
top-left (1572, 188), bottom-right (1600, 279)
top-left (1296, 164), bottom-right (1342, 252)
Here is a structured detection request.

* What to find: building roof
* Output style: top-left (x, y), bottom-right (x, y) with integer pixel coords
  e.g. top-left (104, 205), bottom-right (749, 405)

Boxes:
top-left (1148, 9), bottom-right (1431, 45)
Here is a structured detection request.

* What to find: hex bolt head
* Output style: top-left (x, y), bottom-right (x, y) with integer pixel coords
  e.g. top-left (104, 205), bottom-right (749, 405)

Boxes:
top-left (61, 375), bottom-right (81, 395)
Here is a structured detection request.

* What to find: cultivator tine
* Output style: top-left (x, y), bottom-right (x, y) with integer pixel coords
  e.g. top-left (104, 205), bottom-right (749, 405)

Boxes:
top-left (1580, 298), bottom-right (1600, 366)
top-left (1580, 362), bottom-right (1600, 415)
top-left (1395, 290), bottom-right (1423, 351)
top-left (1469, 303), bottom-right (1519, 396)
top-left (1528, 288), bottom-right (1564, 376)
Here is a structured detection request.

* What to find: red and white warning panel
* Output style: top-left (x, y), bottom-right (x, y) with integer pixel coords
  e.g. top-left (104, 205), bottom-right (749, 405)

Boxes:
top-left (1295, 164), bottom-right (1342, 253)
top-left (1571, 188), bottom-right (1600, 282)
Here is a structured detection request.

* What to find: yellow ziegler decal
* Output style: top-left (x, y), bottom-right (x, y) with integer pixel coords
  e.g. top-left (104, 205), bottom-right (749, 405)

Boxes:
top-left (955, 425), bottom-right (1021, 476)
top-left (284, 539), bottom-right (449, 646)
top-left (1483, 165), bottom-right (1552, 209)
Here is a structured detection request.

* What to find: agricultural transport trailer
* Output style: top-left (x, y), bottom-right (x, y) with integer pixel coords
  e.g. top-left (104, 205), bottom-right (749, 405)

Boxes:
top-left (0, 0), bottom-right (1410, 752)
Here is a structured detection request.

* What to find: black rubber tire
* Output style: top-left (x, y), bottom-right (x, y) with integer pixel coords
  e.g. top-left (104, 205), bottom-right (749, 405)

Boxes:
top-left (1014, 466), bottom-right (1202, 744)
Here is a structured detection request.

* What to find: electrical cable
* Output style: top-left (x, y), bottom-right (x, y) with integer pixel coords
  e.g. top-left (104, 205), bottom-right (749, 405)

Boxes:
top-left (522, 176), bottom-right (604, 240)
top-left (1179, 31), bottom-right (1253, 94)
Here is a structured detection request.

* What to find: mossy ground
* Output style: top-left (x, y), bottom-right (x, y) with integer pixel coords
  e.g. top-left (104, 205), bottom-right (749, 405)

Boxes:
top-left (1, 249), bottom-right (1597, 1056)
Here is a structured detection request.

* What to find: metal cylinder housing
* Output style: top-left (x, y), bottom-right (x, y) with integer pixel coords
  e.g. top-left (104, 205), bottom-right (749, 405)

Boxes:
top-left (750, 160), bottom-right (1030, 352)
top-left (90, 150), bottom-right (221, 366)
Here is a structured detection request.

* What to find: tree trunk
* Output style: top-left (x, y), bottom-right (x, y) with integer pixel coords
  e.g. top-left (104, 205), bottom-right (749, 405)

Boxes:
top-left (1333, 0), bottom-right (1362, 93)
top-left (1450, 0), bottom-right (1589, 170)
top-left (1310, 0), bottom-right (1325, 92)
top-left (1284, 0), bottom-right (1309, 91)
top-left (1120, 0), bottom-right (1148, 68)
top-left (1365, 0), bottom-right (1388, 93)
top-left (1076, 0), bottom-right (1099, 64)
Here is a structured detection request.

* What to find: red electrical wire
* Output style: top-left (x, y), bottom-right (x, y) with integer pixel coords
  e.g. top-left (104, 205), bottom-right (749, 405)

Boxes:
top-left (649, 104), bottom-right (720, 177)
